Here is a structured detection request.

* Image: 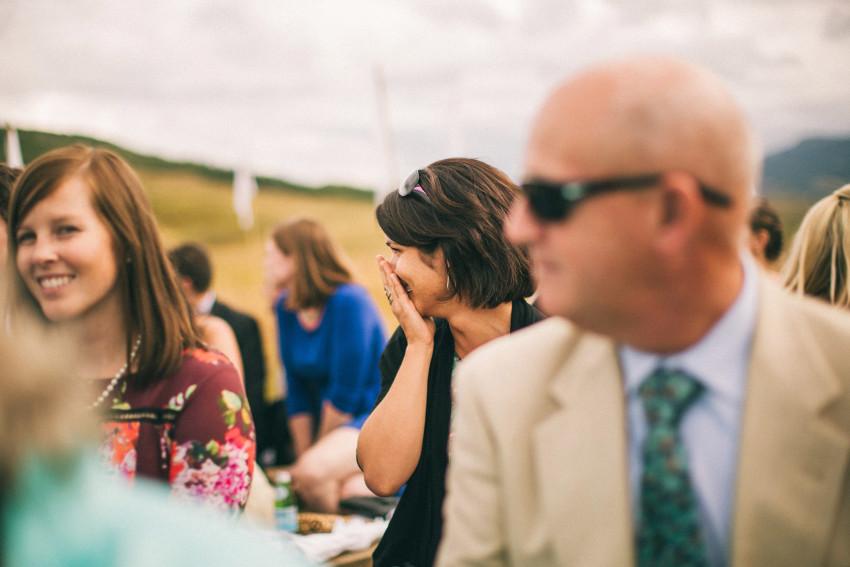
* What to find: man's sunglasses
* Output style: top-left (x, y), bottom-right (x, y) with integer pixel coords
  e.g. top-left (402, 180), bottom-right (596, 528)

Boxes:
top-left (520, 173), bottom-right (732, 222)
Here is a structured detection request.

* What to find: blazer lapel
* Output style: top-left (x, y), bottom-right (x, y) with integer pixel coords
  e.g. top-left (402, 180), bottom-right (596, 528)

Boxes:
top-left (533, 331), bottom-right (635, 566)
top-left (732, 281), bottom-right (850, 566)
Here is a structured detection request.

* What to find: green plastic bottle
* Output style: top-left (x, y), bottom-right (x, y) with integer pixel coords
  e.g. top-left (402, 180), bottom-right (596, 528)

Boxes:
top-left (274, 471), bottom-right (298, 533)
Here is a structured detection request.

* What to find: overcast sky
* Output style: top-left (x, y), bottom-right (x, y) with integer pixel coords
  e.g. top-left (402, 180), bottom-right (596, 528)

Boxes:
top-left (2, 0), bottom-right (849, 192)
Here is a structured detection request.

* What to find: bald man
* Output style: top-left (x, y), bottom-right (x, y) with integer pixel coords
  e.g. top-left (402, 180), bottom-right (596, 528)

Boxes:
top-left (436, 57), bottom-right (850, 567)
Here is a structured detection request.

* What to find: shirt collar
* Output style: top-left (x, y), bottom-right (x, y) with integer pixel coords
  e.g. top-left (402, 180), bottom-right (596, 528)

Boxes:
top-left (620, 254), bottom-right (759, 402)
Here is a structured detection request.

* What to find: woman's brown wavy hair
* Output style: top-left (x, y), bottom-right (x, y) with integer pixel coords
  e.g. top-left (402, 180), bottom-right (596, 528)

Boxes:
top-left (269, 216), bottom-right (354, 310)
top-left (375, 158), bottom-right (534, 309)
top-left (7, 145), bottom-right (202, 388)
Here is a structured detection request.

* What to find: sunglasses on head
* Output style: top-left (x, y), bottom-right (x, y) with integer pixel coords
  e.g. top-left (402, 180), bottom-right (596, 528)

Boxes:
top-left (398, 169), bottom-right (432, 205)
top-left (520, 173), bottom-right (732, 222)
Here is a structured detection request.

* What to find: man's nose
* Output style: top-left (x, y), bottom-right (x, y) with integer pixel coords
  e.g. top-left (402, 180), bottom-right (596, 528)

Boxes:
top-left (504, 196), bottom-right (543, 245)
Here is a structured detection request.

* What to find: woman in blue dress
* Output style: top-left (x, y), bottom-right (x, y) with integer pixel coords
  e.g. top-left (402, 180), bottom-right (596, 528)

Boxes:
top-left (264, 216), bottom-right (387, 512)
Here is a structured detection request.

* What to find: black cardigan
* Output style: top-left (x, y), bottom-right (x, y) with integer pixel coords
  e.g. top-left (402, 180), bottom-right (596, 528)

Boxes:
top-left (372, 299), bottom-right (544, 567)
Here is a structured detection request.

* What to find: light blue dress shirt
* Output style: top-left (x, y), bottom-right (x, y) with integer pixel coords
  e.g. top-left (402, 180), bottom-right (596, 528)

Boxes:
top-left (619, 255), bottom-right (759, 567)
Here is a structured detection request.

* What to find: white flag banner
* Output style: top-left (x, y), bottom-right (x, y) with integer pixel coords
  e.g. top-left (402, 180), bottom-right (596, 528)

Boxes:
top-left (232, 168), bottom-right (257, 231)
top-left (5, 124), bottom-right (23, 168)
top-left (373, 64), bottom-right (398, 206)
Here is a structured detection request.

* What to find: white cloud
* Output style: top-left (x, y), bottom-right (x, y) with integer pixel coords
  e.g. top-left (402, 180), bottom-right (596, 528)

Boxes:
top-left (0, 0), bottom-right (848, 188)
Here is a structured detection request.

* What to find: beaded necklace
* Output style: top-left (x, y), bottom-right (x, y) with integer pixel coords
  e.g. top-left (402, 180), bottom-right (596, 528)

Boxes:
top-left (88, 335), bottom-right (141, 410)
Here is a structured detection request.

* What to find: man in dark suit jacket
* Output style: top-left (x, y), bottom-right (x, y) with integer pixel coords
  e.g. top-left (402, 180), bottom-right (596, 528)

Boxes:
top-left (169, 242), bottom-right (294, 466)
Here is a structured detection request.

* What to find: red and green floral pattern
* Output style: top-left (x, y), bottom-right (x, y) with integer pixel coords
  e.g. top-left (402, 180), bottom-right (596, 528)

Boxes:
top-left (97, 348), bottom-right (255, 513)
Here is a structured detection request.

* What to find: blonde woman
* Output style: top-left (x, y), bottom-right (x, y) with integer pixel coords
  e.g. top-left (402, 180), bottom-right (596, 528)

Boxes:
top-left (783, 183), bottom-right (850, 308)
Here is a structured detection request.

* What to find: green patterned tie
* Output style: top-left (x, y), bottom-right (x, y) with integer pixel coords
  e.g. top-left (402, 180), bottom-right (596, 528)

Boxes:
top-left (637, 368), bottom-right (708, 567)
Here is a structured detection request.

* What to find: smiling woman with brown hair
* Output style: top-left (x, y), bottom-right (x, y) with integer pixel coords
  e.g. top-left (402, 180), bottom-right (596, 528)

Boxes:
top-left (7, 145), bottom-right (255, 513)
top-left (357, 157), bottom-right (543, 567)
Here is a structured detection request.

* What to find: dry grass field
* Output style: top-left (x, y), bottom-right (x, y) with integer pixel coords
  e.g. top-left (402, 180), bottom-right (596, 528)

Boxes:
top-left (137, 168), bottom-right (394, 400)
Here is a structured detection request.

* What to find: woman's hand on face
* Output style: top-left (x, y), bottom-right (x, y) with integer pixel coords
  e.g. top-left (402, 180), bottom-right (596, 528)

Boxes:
top-left (377, 255), bottom-right (436, 346)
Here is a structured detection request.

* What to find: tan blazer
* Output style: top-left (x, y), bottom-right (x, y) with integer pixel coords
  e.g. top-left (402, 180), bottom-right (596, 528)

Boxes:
top-left (436, 277), bottom-right (850, 567)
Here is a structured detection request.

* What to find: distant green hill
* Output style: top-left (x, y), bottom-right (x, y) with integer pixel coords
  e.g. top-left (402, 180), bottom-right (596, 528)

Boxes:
top-left (4, 127), bottom-right (848, 204)
top-left (762, 137), bottom-right (850, 199)
top-left (0, 127), bottom-right (374, 201)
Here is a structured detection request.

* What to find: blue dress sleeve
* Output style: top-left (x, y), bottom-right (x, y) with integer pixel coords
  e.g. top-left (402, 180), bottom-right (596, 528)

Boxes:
top-left (323, 285), bottom-right (387, 417)
top-left (274, 295), bottom-right (313, 418)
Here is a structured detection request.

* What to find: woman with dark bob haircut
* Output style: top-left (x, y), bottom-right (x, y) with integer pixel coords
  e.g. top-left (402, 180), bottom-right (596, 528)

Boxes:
top-left (357, 157), bottom-right (543, 567)
top-left (7, 146), bottom-right (255, 513)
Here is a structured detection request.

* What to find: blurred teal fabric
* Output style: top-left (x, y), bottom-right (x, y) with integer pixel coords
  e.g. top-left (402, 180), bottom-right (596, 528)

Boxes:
top-left (4, 453), bottom-right (313, 567)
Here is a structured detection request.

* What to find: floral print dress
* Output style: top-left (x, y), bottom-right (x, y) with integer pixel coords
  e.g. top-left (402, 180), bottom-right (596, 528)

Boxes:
top-left (96, 348), bottom-right (256, 513)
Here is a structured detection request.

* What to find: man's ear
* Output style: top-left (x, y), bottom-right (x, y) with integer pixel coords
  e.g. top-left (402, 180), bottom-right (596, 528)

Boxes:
top-left (655, 171), bottom-right (703, 251)
top-left (749, 228), bottom-right (770, 259)
top-left (178, 275), bottom-right (194, 296)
